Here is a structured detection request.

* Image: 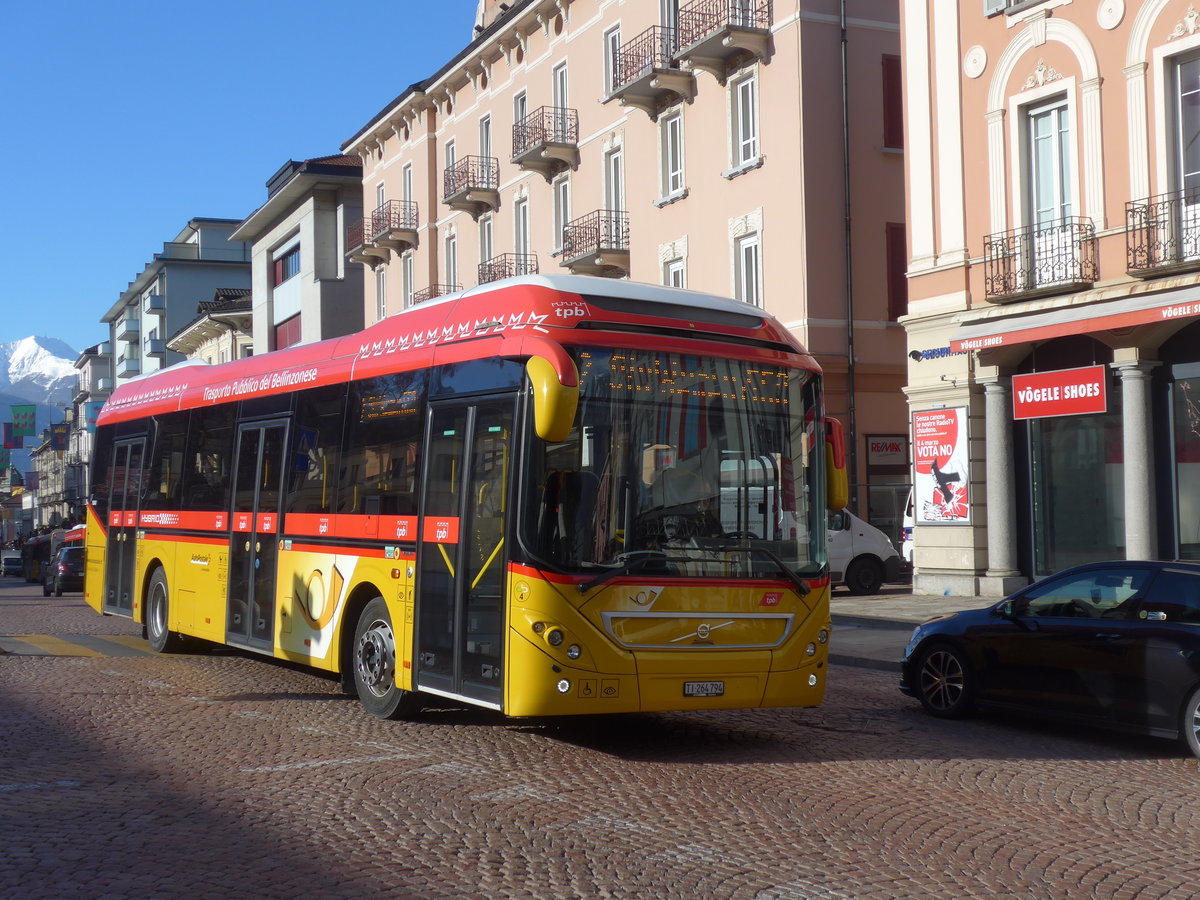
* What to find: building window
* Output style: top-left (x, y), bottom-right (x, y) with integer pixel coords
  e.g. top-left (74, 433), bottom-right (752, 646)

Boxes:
top-left (730, 71), bottom-right (759, 169)
top-left (376, 266), bottom-right (387, 321)
top-left (885, 222), bottom-right (907, 321)
top-left (552, 175), bottom-right (570, 252)
top-left (376, 183), bottom-right (385, 209)
top-left (604, 25), bottom-right (622, 94)
top-left (445, 139), bottom-right (456, 171)
top-left (660, 0), bottom-right (679, 27)
top-left (274, 314), bottom-right (301, 350)
top-left (660, 110), bottom-right (684, 198)
top-left (514, 90), bottom-right (528, 127)
top-left (403, 251), bottom-right (415, 308)
top-left (402, 164), bottom-right (413, 203)
top-left (664, 257), bottom-right (685, 288)
top-left (605, 147), bottom-right (625, 212)
top-left (480, 115), bottom-right (492, 160)
top-left (1028, 96), bottom-right (1071, 226)
top-left (272, 245), bottom-right (300, 286)
top-left (515, 197), bottom-right (530, 257)
top-left (479, 214), bottom-right (494, 264)
top-left (445, 231), bottom-right (458, 285)
top-left (734, 232), bottom-right (761, 306)
top-left (883, 55), bottom-right (903, 150)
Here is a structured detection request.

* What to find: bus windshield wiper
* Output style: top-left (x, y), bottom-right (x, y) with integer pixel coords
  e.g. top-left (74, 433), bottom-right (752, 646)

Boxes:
top-left (708, 542), bottom-right (811, 596)
top-left (579, 550), bottom-right (684, 593)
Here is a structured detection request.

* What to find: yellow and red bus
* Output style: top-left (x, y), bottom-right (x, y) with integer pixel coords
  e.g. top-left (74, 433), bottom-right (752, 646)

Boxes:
top-left (85, 276), bottom-right (847, 718)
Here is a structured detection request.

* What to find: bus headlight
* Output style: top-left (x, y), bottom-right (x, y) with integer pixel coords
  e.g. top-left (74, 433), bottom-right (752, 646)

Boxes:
top-left (817, 629), bottom-right (829, 644)
top-left (546, 629), bottom-right (564, 647)
top-left (566, 644), bottom-right (581, 660)
top-left (556, 679), bottom-right (571, 694)
top-left (806, 642), bottom-right (816, 656)
top-left (808, 674), bottom-right (819, 686)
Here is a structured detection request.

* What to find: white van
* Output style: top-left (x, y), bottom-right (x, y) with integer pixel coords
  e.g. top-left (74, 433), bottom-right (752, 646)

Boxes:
top-left (828, 508), bottom-right (902, 595)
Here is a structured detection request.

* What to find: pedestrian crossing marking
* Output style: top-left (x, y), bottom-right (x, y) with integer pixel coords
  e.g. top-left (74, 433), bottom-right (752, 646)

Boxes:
top-left (6, 635), bottom-right (106, 657)
top-left (0, 634), bottom-right (157, 658)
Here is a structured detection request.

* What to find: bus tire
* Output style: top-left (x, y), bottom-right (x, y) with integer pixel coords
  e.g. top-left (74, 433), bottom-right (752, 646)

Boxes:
top-left (352, 597), bottom-right (420, 720)
top-left (146, 568), bottom-right (186, 654)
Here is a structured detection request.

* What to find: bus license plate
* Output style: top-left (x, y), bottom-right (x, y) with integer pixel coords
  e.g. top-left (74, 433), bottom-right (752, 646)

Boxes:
top-left (684, 681), bottom-right (724, 697)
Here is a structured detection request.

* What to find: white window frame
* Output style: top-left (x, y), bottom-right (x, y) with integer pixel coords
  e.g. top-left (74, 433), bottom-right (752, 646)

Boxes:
top-left (480, 115), bottom-right (492, 160)
top-left (479, 214), bottom-right (494, 264)
top-left (605, 147), bottom-right (625, 212)
top-left (445, 231), bottom-right (458, 286)
top-left (664, 257), bottom-right (685, 288)
top-left (728, 70), bottom-right (761, 174)
top-left (445, 139), bottom-right (457, 171)
top-left (376, 183), bottom-right (385, 209)
top-left (402, 164), bottom-right (413, 204)
top-left (553, 62), bottom-right (569, 109)
top-left (514, 90), bottom-right (528, 128)
top-left (515, 197), bottom-right (531, 257)
top-left (734, 232), bottom-right (762, 307)
top-left (604, 25), bottom-right (622, 95)
top-left (376, 266), bottom-right (387, 321)
top-left (552, 175), bottom-right (571, 253)
top-left (403, 251), bottom-right (415, 308)
top-left (660, 109), bottom-right (685, 200)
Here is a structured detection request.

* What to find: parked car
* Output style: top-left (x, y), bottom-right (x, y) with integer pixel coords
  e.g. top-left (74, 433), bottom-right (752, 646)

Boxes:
top-left (2, 551), bottom-right (20, 577)
top-left (900, 560), bottom-right (1200, 758)
top-left (900, 488), bottom-right (914, 570)
top-left (828, 508), bottom-right (902, 595)
top-left (42, 546), bottom-right (85, 597)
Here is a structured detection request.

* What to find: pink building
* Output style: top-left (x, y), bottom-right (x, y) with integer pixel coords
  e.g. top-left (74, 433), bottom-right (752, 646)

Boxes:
top-left (340, 0), bottom-right (908, 536)
top-left (902, 0), bottom-right (1200, 594)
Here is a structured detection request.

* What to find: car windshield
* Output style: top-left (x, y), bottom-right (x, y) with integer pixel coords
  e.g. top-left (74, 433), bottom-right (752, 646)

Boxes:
top-left (521, 347), bottom-right (824, 578)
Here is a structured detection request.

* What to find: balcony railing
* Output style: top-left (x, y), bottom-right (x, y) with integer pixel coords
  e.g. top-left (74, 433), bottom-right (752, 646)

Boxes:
top-left (443, 156), bottom-right (500, 218)
top-left (116, 355), bottom-right (141, 378)
top-left (478, 253), bottom-right (539, 285)
top-left (561, 209), bottom-right (630, 277)
top-left (983, 217), bottom-right (1098, 302)
top-left (116, 317), bottom-right (140, 341)
top-left (512, 106), bottom-right (580, 179)
top-left (347, 218), bottom-right (366, 253)
top-left (1126, 189), bottom-right (1200, 277)
top-left (677, 0), bottom-right (774, 78)
top-left (608, 26), bottom-right (696, 118)
top-left (346, 217), bottom-right (389, 267)
top-left (370, 199), bottom-right (420, 253)
top-left (412, 284), bottom-right (462, 305)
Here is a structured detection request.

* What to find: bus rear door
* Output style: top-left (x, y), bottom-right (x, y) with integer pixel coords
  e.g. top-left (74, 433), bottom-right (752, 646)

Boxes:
top-left (416, 398), bottom-right (514, 708)
top-left (227, 420), bottom-right (288, 650)
top-left (104, 438), bottom-right (145, 616)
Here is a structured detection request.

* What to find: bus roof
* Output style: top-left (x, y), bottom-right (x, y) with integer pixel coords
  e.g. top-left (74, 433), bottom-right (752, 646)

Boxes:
top-left (99, 275), bottom-right (818, 425)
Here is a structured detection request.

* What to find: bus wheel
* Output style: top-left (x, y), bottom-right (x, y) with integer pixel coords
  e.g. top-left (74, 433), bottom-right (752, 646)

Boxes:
top-left (353, 597), bottom-right (420, 720)
top-left (146, 568), bottom-right (186, 654)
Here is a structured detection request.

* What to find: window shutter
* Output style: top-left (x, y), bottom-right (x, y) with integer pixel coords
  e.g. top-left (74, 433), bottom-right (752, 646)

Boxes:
top-left (984, 0), bottom-right (1006, 15)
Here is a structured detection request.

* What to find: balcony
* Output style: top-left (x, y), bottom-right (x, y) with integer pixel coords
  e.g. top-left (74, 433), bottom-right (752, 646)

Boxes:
top-left (1126, 190), bottom-right (1200, 277)
top-left (371, 199), bottom-right (420, 254)
top-left (115, 317), bottom-right (140, 341)
top-left (675, 0), bottom-right (774, 83)
top-left (478, 253), bottom-right (539, 285)
top-left (346, 219), bottom-right (382, 268)
top-left (983, 217), bottom-right (1098, 303)
top-left (412, 284), bottom-right (462, 305)
top-left (561, 210), bottom-right (630, 277)
top-left (116, 355), bottom-right (141, 378)
top-left (97, 377), bottom-right (113, 392)
top-left (607, 26), bottom-right (696, 120)
top-left (443, 156), bottom-right (500, 219)
top-left (146, 331), bottom-right (166, 358)
top-left (512, 106), bottom-right (580, 181)
top-left (145, 293), bottom-right (165, 314)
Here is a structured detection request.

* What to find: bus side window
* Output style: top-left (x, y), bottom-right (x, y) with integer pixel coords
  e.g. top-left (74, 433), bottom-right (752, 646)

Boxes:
top-left (182, 405), bottom-right (236, 510)
top-left (340, 373), bottom-right (425, 518)
top-left (287, 384), bottom-right (348, 516)
top-left (142, 412), bottom-right (189, 511)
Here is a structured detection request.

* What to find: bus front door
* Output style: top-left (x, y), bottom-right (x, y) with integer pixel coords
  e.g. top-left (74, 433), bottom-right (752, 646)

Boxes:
top-left (104, 438), bottom-right (145, 616)
top-left (416, 399), bottom-right (513, 708)
top-left (227, 421), bottom-right (288, 650)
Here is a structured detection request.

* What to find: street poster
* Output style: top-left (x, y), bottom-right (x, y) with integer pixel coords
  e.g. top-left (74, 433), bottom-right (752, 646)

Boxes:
top-left (912, 407), bottom-right (970, 524)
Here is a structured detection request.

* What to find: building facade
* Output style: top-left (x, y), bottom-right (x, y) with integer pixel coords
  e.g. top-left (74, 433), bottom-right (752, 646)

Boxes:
top-left (101, 218), bottom-right (251, 387)
top-left (901, 0), bottom-right (1200, 595)
top-left (166, 289), bottom-right (254, 363)
top-left (340, 0), bottom-right (909, 529)
top-left (230, 155), bottom-right (365, 353)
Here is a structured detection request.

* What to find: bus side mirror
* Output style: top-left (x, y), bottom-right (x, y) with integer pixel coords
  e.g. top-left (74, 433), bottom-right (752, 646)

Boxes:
top-left (825, 416), bottom-right (849, 511)
top-left (526, 356), bottom-right (579, 444)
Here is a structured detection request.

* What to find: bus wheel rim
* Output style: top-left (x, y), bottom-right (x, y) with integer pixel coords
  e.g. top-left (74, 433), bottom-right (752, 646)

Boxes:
top-left (357, 619), bottom-right (396, 698)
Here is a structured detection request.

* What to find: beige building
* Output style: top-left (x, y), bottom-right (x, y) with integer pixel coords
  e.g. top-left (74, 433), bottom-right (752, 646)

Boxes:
top-left (166, 289), bottom-right (254, 364)
top-left (341, 0), bottom-right (909, 530)
top-left (901, 0), bottom-right (1200, 594)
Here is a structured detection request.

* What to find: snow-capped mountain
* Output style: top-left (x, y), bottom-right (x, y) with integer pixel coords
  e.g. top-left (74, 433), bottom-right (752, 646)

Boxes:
top-left (0, 337), bottom-right (79, 409)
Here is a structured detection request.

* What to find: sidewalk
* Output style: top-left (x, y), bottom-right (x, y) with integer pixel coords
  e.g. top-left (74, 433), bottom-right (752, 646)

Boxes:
top-left (827, 584), bottom-right (992, 672)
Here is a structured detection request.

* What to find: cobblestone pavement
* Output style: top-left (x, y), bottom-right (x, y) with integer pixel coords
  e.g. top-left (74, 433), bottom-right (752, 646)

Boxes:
top-left (3, 584), bottom-right (1200, 899)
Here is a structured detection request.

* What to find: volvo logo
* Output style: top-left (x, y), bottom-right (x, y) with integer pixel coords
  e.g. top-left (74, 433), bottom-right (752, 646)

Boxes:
top-left (670, 620), bottom-right (735, 644)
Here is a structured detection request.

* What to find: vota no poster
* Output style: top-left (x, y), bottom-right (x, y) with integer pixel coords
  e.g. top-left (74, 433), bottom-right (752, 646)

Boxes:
top-left (912, 407), bottom-right (970, 524)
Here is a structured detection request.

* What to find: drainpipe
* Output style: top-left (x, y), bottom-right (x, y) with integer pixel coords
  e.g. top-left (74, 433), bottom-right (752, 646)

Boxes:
top-left (840, 0), bottom-right (859, 512)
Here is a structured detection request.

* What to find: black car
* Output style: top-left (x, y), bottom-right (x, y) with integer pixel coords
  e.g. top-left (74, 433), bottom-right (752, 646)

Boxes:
top-left (901, 560), bottom-right (1200, 758)
top-left (43, 546), bottom-right (85, 597)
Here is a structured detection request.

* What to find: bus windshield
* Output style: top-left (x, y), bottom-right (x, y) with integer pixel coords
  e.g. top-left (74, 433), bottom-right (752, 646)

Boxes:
top-left (523, 348), bottom-right (824, 579)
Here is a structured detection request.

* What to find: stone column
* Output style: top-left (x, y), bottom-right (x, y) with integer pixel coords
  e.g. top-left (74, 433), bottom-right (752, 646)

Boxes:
top-left (1113, 360), bottom-right (1159, 560)
top-left (978, 374), bottom-right (1026, 597)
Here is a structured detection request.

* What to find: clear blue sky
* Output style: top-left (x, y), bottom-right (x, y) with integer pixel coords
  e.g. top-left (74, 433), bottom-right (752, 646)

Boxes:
top-left (0, 0), bottom-right (478, 355)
